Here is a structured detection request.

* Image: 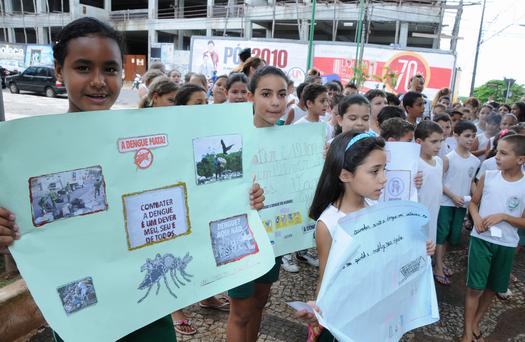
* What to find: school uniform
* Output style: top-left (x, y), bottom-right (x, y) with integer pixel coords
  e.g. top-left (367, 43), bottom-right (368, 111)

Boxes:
top-left (476, 132), bottom-right (492, 162)
top-left (418, 156), bottom-right (443, 243)
top-left (312, 205), bottom-right (347, 342)
top-left (436, 150), bottom-right (480, 246)
top-left (53, 315), bottom-right (176, 342)
top-left (467, 170), bottom-right (525, 292)
top-left (294, 116), bottom-right (334, 141)
top-left (438, 136), bottom-right (456, 160)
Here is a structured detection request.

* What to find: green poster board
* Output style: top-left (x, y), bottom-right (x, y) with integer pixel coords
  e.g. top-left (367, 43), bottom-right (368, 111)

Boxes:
top-left (0, 103), bottom-right (275, 342)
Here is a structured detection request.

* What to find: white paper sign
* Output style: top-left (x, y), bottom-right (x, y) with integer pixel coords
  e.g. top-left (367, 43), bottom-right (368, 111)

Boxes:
top-left (122, 184), bottom-right (191, 250)
top-left (316, 201), bottom-right (439, 342)
top-left (382, 142), bottom-right (421, 203)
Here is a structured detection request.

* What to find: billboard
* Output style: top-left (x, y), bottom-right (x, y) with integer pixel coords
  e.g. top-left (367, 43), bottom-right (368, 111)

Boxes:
top-left (190, 37), bottom-right (308, 84)
top-left (0, 43), bottom-right (26, 71)
top-left (314, 43), bottom-right (455, 98)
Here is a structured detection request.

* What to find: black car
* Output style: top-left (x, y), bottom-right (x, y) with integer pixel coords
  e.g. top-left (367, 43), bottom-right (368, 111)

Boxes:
top-left (6, 66), bottom-right (67, 97)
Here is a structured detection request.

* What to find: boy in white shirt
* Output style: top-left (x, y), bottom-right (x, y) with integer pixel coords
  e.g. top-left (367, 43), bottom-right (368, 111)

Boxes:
top-left (435, 121), bottom-right (480, 285)
top-left (294, 83), bottom-right (332, 140)
top-left (415, 121), bottom-right (444, 244)
top-left (461, 135), bottom-right (525, 342)
top-left (434, 113), bottom-right (454, 159)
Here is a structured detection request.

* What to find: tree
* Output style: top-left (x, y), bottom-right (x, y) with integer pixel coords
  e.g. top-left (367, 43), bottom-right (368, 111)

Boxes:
top-left (473, 79), bottom-right (524, 104)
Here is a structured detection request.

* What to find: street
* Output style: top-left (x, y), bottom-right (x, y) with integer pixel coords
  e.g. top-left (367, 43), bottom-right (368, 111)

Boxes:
top-left (2, 84), bottom-right (140, 121)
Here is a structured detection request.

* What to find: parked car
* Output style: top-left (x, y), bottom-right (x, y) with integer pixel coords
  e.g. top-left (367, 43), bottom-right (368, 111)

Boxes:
top-left (0, 67), bottom-right (18, 88)
top-left (6, 66), bottom-right (67, 97)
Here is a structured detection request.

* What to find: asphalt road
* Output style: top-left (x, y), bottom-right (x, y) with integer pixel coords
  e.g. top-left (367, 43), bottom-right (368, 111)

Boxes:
top-left (2, 84), bottom-right (139, 121)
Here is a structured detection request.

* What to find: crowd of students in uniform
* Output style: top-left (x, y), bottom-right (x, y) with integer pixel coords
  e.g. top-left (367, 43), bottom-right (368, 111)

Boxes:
top-left (1, 17), bottom-right (524, 342)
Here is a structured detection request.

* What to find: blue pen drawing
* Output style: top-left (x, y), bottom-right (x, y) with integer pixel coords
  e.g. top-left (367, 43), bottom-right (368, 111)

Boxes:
top-left (137, 252), bottom-right (193, 303)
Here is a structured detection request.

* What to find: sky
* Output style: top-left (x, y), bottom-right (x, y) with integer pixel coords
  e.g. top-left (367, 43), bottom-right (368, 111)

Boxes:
top-left (440, 0), bottom-right (525, 96)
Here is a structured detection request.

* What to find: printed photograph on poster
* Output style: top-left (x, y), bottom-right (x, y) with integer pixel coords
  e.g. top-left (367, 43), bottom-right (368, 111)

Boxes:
top-left (57, 277), bottom-right (97, 314)
top-left (192, 134), bottom-right (243, 185)
top-left (383, 170), bottom-right (411, 201)
top-left (29, 166), bottom-right (108, 227)
top-left (210, 214), bottom-right (259, 266)
top-left (122, 183), bottom-right (191, 250)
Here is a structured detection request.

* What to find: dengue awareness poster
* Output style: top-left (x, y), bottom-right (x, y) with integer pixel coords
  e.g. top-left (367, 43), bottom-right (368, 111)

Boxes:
top-left (316, 201), bottom-right (439, 342)
top-left (249, 124), bottom-right (326, 256)
top-left (0, 103), bottom-right (283, 342)
top-left (381, 142), bottom-right (421, 203)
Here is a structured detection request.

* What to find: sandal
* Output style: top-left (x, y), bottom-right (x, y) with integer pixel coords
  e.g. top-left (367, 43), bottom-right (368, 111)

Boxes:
top-left (199, 296), bottom-right (230, 312)
top-left (433, 274), bottom-right (451, 285)
top-left (443, 266), bottom-right (454, 277)
top-left (472, 330), bottom-right (484, 342)
top-left (173, 319), bottom-right (197, 335)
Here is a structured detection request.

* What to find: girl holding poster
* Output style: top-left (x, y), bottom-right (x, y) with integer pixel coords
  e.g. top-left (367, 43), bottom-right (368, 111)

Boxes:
top-left (226, 66), bottom-right (289, 342)
top-left (299, 131), bottom-right (435, 340)
top-left (0, 17), bottom-right (267, 342)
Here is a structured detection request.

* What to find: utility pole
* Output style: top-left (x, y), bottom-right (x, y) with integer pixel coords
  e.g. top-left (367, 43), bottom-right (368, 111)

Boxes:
top-left (306, 0), bottom-right (316, 70)
top-left (450, 0), bottom-right (463, 52)
top-left (470, 0), bottom-right (487, 96)
top-left (353, 0), bottom-right (365, 79)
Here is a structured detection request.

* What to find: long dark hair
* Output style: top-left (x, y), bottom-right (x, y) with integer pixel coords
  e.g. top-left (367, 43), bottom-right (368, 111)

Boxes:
top-left (309, 131), bottom-right (385, 220)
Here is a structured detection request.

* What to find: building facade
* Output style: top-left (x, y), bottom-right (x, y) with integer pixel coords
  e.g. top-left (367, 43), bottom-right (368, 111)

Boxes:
top-left (0, 0), bottom-right (449, 65)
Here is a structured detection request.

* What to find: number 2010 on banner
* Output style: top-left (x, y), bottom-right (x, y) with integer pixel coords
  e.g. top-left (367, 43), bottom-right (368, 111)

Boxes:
top-left (252, 48), bottom-right (288, 68)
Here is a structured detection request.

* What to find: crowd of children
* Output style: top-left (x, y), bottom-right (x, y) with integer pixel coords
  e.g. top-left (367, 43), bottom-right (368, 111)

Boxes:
top-left (1, 17), bottom-right (525, 342)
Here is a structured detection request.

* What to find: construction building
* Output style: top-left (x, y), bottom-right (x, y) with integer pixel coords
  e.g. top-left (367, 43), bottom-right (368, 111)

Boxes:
top-left (0, 1), bottom-right (452, 73)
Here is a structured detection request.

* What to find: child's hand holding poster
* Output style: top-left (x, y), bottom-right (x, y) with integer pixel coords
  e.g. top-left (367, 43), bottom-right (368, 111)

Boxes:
top-left (316, 201), bottom-right (439, 341)
top-left (0, 103), bottom-right (275, 342)
top-left (382, 142), bottom-right (421, 202)
top-left (248, 124), bottom-right (325, 256)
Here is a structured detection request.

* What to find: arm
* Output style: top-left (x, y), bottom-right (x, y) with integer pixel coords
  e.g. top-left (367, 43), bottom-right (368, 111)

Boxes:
top-left (0, 207), bottom-right (20, 248)
top-left (482, 208), bottom-right (525, 230)
top-left (443, 186), bottom-right (464, 207)
top-left (441, 156), bottom-right (464, 207)
top-left (469, 174), bottom-right (485, 233)
top-left (471, 137), bottom-right (489, 157)
top-left (285, 107), bottom-right (295, 125)
top-left (470, 180), bottom-right (477, 196)
top-left (315, 221), bottom-right (332, 296)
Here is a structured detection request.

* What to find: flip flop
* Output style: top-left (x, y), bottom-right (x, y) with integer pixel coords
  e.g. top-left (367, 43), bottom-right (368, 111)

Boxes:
top-left (443, 266), bottom-right (454, 277)
top-left (199, 297), bottom-right (230, 312)
top-left (472, 331), bottom-right (484, 342)
top-left (433, 274), bottom-right (451, 285)
top-left (173, 319), bottom-right (197, 335)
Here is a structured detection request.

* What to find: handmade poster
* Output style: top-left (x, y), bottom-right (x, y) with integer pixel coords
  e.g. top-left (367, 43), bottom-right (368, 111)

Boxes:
top-left (316, 201), bottom-right (439, 342)
top-left (0, 103), bottom-right (277, 342)
top-left (382, 142), bottom-right (421, 203)
top-left (248, 124), bottom-right (326, 256)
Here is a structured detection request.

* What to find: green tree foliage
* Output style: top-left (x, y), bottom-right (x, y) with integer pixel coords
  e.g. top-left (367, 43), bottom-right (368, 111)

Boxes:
top-left (473, 80), bottom-right (525, 104)
top-left (196, 150), bottom-right (243, 179)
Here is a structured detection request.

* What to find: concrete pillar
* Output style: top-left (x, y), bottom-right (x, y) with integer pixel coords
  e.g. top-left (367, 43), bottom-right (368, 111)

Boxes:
top-left (148, 29), bottom-right (158, 66)
top-left (206, 0), bottom-right (214, 36)
top-left (2, 0), bottom-right (14, 42)
top-left (300, 20), bottom-right (309, 41)
top-left (7, 29), bottom-right (15, 43)
top-left (265, 27), bottom-right (271, 38)
top-left (244, 20), bottom-right (252, 39)
top-left (177, 0), bottom-right (184, 18)
top-left (177, 30), bottom-right (184, 50)
top-left (105, 0), bottom-right (111, 11)
top-left (148, 0), bottom-right (157, 19)
top-left (70, 0), bottom-right (80, 18)
top-left (399, 22), bottom-right (408, 48)
top-left (36, 0), bottom-right (46, 13)
top-left (36, 27), bottom-right (46, 44)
